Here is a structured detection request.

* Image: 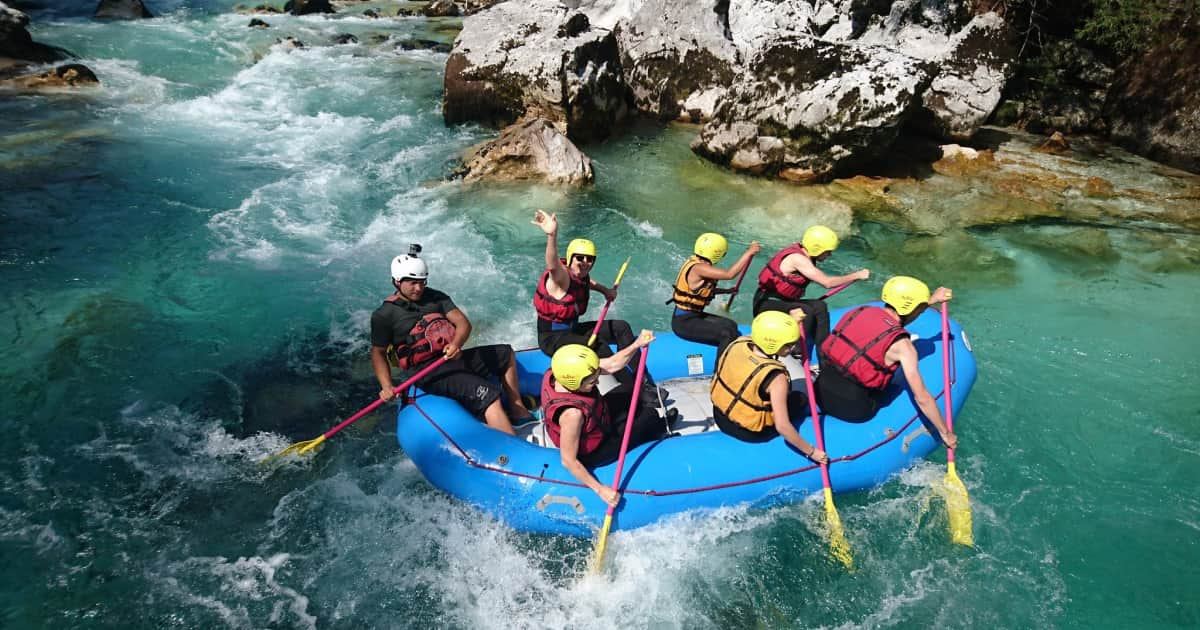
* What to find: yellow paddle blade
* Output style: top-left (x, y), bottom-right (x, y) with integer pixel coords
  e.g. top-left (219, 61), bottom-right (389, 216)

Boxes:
top-left (944, 464), bottom-right (974, 546)
top-left (823, 488), bottom-right (854, 570)
top-left (591, 514), bottom-right (614, 574)
top-left (613, 257), bottom-right (631, 286)
top-left (259, 435), bottom-right (326, 464)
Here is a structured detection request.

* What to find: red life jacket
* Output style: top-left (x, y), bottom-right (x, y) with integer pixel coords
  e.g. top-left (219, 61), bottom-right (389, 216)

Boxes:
top-left (757, 243), bottom-right (811, 301)
top-left (384, 296), bottom-right (457, 369)
top-left (819, 305), bottom-right (908, 390)
top-left (533, 260), bottom-right (591, 324)
top-left (540, 370), bottom-right (608, 456)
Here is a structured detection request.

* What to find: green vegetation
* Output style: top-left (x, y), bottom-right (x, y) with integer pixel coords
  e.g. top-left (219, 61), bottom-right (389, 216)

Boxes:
top-left (1076, 0), bottom-right (1186, 55)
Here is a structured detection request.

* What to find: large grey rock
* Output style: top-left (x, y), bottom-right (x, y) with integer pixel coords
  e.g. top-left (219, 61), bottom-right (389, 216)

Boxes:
top-left (1, 1), bottom-right (66, 62)
top-left (580, 0), bottom-right (740, 121)
top-left (443, 0), bottom-right (631, 144)
top-left (456, 117), bottom-right (594, 185)
top-left (692, 35), bottom-right (934, 182)
top-left (93, 0), bottom-right (153, 19)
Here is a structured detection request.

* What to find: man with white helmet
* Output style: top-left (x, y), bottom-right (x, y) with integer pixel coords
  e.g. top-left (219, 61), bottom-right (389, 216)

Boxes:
top-left (668, 232), bottom-right (760, 359)
top-left (752, 225), bottom-right (870, 353)
top-left (370, 245), bottom-right (531, 435)
top-left (710, 310), bottom-right (828, 463)
top-left (815, 276), bottom-right (958, 449)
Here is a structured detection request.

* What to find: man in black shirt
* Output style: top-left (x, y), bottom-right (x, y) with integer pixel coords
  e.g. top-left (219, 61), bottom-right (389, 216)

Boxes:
top-left (370, 248), bottom-right (530, 435)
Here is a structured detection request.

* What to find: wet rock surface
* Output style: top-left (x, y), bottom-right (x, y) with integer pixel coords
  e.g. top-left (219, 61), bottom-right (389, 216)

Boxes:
top-left (454, 117), bottom-right (594, 185)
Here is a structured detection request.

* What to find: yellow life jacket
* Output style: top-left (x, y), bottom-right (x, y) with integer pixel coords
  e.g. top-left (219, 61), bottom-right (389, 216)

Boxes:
top-left (710, 337), bottom-right (786, 432)
top-left (671, 256), bottom-right (716, 311)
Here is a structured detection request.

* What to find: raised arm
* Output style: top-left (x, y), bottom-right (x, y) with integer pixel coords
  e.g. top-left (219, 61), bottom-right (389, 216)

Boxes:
top-left (532, 209), bottom-right (570, 291)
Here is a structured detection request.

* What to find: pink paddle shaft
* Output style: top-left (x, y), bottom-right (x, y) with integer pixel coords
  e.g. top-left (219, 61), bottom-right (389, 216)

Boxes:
top-left (724, 254), bottom-right (756, 308)
top-left (940, 303), bottom-right (956, 465)
top-left (602, 345), bottom-right (650, 518)
top-left (322, 356), bottom-right (448, 439)
top-left (819, 282), bottom-right (851, 300)
top-left (797, 328), bottom-right (834, 489)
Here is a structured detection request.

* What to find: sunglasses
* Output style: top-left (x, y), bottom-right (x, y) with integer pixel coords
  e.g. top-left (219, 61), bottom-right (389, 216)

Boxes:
top-left (573, 255), bottom-right (596, 264)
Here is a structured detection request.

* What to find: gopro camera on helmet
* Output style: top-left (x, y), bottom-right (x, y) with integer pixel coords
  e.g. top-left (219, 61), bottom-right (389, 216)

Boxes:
top-left (408, 243), bottom-right (422, 257)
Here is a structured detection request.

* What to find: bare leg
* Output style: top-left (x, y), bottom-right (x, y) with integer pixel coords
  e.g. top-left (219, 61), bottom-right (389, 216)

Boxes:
top-left (502, 348), bottom-right (532, 419)
top-left (483, 399), bottom-right (516, 435)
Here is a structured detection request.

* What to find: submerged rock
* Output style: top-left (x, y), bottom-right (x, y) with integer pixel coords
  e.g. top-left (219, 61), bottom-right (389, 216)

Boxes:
top-left (395, 38), bottom-right (452, 53)
top-left (442, 0), bottom-right (631, 144)
top-left (247, 17), bottom-right (269, 27)
top-left (1033, 131), bottom-right (1069, 155)
top-left (0, 62), bottom-right (98, 89)
top-left (455, 117), bottom-right (594, 185)
top-left (93, 0), bottom-right (153, 19)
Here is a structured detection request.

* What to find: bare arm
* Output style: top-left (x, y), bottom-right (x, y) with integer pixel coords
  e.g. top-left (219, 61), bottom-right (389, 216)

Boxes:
top-left (371, 345), bottom-right (396, 401)
top-left (889, 338), bottom-right (958, 449)
top-left (789, 254), bottom-right (869, 289)
top-left (692, 241), bottom-right (761, 283)
top-left (442, 308), bottom-right (472, 360)
top-left (597, 330), bottom-right (653, 374)
top-left (767, 374), bottom-right (828, 463)
top-left (557, 409), bottom-right (620, 506)
top-left (533, 209), bottom-right (570, 295)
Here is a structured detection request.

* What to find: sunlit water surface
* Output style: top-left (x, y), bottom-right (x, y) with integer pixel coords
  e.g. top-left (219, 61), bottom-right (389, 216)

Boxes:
top-left (2, 3), bottom-right (1198, 628)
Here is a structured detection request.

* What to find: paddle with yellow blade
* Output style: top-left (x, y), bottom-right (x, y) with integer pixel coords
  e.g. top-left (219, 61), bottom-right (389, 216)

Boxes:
top-left (797, 325), bottom-right (854, 569)
top-left (262, 356), bottom-right (448, 462)
top-left (940, 302), bottom-right (973, 545)
top-left (587, 257), bottom-right (631, 347)
top-left (591, 338), bottom-right (650, 573)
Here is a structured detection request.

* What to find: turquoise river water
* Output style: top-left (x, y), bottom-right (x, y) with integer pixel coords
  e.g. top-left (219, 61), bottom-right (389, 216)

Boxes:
top-left (2, 2), bottom-right (1198, 628)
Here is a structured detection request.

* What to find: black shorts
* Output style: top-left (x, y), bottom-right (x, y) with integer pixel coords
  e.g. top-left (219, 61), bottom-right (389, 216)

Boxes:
top-left (416, 344), bottom-right (512, 418)
top-left (752, 290), bottom-right (830, 347)
top-left (814, 367), bottom-right (881, 423)
top-left (537, 318), bottom-right (635, 357)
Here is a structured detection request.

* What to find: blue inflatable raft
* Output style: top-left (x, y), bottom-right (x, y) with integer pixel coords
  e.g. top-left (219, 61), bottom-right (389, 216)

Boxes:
top-left (396, 303), bottom-right (976, 537)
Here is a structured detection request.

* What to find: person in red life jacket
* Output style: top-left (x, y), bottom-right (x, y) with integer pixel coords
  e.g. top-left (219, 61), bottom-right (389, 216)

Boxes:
top-left (531, 209), bottom-right (633, 355)
top-left (711, 310), bottom-right (829, 464)
top-left (370, 245), bottom-right (532, 436)
top-left (669, 232), bottom-right (760, 359)
top-left (752, 225), bottom-right (870, 354)
top-left (532, 209), bottom-right (668, 404)
top-left (543, 334), bottom-right (667, 506)
top-left (815, 276), bottom-right (958, 449)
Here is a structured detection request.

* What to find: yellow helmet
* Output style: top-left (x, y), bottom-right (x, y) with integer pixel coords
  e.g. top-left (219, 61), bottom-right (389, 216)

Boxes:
top-left (694, 232), bottom-right (728, 263)
top-left (751, 311), bottom-right (800, 356)
top-left (565, 238), bottom-right (596, 263)
top-left (881, 275), bottom-right (931, 316)
top-left (550, 344), bottom-right (599, 391)
top-left (802, 225), bottom-right (839, 257)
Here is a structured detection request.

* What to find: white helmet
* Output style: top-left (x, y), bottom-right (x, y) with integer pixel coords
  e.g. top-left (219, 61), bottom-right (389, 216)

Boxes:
top-left (390, 254), bottom-right (428, 281)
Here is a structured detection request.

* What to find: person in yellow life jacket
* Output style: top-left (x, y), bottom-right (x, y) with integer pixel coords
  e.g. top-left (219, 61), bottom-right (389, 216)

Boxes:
top-left (814, 276), bottom-right (958, 450)
top-left (370, 246), bottom-right (531, 436)
top-left (711, 310), bottom-right (829, 463)
top-left (542, 335), bottom-right (669, 507)
top-left (532, 209), bottom-right (665, 405)
top-left (669, 232), bottom-right (761, 359)
top-left (752, 225), bottom-right (870, 354)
